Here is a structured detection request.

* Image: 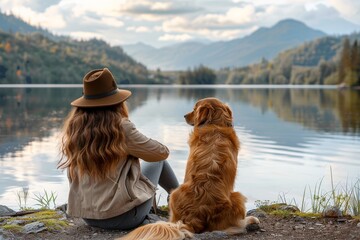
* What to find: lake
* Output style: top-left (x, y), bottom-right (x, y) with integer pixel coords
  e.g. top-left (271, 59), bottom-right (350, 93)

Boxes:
top-left (1, 85), bottom-right (360, 211)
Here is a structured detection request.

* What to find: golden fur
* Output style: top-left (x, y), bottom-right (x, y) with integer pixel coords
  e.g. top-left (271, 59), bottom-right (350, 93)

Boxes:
top-left (119, 221), bottom-right (192, 240)
top-left (119, 98), bottom-right (259, 240)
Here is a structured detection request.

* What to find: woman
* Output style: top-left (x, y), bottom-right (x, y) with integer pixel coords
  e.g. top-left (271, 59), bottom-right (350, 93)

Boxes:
top-left (58, 68), bottom-right (179, 230)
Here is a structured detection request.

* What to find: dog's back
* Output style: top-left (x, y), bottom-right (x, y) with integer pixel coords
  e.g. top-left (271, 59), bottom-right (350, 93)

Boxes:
top-left (169, 124), bottom-right (243, 233)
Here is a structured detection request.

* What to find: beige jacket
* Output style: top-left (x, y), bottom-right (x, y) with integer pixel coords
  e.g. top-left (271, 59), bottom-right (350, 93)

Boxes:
top-left (67, 119), bottom-right (169, 219)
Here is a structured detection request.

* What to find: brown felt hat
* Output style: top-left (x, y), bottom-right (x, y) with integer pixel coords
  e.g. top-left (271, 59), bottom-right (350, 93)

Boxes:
top-left (71, 68), bottom-right (131, 108)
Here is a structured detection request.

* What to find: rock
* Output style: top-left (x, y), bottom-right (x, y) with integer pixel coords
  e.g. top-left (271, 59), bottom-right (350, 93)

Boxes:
top-left (7, 220), bottom-right (25, 225)
top-left (274, 222), bottom-right (282, 228)
top-left (322, 206), bottom-right (342, 218)
top-left (0, 205), bottom-right (15, 216)
top-left (293, 216), bottom-right (305, 223)
top-left (193, 231), bottom-right (227, 240)
top-left (246, 223), bottom-right (260, 232)
top-left (279, 205), bottom-right (300, 212)
top-left (23, 221), bottom-right (47, 234)
top-left (247, 209), bottom-right (267, 218)
top-left (0, 228), bottom-right (4, 237)
top-left (293, 225), bottom-right (304, 230)
top-left (357, 222), bottom-right (360, 228)
top-left (336, 218), bottom-right (347, 223)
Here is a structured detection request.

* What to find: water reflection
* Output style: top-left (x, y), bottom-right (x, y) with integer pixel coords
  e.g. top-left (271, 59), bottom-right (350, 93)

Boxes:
top-left (0, 86), bottom-right (360, 209)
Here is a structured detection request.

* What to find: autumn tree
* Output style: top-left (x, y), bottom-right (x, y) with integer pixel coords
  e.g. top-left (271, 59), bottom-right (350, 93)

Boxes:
top-left (339, 38), bottom-right (351, 84)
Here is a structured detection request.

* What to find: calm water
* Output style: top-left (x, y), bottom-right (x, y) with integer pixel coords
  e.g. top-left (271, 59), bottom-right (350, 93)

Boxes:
top-left (1, 85), bottom-right (360, 210)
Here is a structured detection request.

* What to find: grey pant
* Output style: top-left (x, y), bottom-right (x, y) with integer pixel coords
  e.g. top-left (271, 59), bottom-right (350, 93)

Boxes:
top-left (83, 160), bottom-right (179, 230)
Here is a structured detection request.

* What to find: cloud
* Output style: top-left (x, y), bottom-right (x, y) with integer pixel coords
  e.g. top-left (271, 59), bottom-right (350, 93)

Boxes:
top-left (59, 0), bottom-right (124, 18)
top-left (330, 0), bottom-right (360, 24)
top-left (158, 33), bottom-right (192, 42)
top-left (120, 0), bottom-right (201, 21)
top-left (126, 26), bottom-right (151, 32)
top-left (161, 6), bottom-right (257, 33)
top-left (192, 6), bottom-right (256, 27)
top-left (159, 5), bottom-right (259, 41)
top-left (8, 5), bottom-right (66, 29)
top-left (0, 0), bottom-right (359, 47)
top-left (26, 0), bottom-right (62, 12)
top-left (100, 17), bottom-right (124, 27)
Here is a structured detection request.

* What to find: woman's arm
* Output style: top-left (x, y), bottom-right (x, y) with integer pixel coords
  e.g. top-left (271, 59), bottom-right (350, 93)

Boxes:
top-left (122, 119), bottom-right (169, 162)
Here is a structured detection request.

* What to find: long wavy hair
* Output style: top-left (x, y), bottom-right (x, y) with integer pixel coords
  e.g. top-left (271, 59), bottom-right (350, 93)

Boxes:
top-left (58, 102), bottom-right (129, 181)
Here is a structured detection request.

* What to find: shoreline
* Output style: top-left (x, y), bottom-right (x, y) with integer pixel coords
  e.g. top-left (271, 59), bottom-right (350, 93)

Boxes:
top-left (1, 204), bottom-right (359, 240)
top-left (0, 83), bottom-right (339, 89)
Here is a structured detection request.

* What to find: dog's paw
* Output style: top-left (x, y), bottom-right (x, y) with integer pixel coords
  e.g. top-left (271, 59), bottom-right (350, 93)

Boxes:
top-left (246, 216), bottom-right (260, 225)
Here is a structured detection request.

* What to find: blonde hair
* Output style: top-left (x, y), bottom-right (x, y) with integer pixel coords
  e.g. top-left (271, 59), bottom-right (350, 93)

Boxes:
top-left (59, 102), bottom-right (129, 181)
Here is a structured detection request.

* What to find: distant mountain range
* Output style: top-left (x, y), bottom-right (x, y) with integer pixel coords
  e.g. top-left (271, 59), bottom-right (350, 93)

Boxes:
top-left (123, 19), bottom-right (326, 70)
top-left (0, 11), bottom-right (328, 71)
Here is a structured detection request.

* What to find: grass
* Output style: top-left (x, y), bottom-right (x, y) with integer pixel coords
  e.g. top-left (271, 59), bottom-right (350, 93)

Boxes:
top-left (2, 224), bottom-right (23, 232)
top-left (258, 167), bottom-right (360, 217)
top-left (16, 186), bottom-right (30, 210)
top-left (350, 180), bottom-right (360, 216)
top-left (33, 190), bottom-right (57, 210)
top-left (41, 219), bottom-right (68, 230)
top-left (4, 188), bottom-right (66, 236)
top-left (2, 209), bottom-right (68, 235)
top-left (15, 188), bottom-right (58, 210)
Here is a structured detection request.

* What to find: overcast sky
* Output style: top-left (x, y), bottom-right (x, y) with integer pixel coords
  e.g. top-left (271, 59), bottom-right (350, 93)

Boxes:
top-left (0, 0), bottom-right (359, 47)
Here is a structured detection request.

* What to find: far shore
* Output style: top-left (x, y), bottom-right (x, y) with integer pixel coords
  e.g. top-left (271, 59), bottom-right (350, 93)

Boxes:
top-left (0, 83), bottom-right (340, 89)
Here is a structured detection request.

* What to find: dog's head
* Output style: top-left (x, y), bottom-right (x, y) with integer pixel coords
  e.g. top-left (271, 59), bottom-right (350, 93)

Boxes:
top-left (184, 97), bottom-right (233, 127)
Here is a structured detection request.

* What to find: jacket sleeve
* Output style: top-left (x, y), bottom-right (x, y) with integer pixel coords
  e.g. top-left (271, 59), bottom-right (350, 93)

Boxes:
top-left (122, 119), bottom-right (169, 162)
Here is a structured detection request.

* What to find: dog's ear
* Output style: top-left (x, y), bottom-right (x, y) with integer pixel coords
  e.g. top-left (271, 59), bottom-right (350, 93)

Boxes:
top-left (195, 104), bottom-right (214, 126)
top-left (223, 104), bottom-right (233, 127)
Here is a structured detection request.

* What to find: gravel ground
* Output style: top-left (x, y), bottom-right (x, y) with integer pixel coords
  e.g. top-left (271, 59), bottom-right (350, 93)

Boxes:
top-left (2, 210), bottom-right (360, 240)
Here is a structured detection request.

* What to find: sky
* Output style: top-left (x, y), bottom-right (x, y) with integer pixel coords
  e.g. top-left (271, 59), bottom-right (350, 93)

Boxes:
top-left (0, 0), bottom-right (359, 48)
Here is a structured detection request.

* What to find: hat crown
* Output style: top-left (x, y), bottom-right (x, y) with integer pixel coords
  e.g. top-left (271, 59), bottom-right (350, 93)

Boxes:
top-left (83, 68), bottom-right (117, 97)
top-left (71, 67), bottom-right (131, 108)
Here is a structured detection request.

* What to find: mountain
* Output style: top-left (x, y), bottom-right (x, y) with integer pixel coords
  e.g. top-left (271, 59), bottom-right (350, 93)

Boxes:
top-left (217, 32), bottom-right (360, 85)
top-left (0, 11), bottom-right (152, 84)
top-left (123, 19), bottom-right (326, 70)
top-left (0, 32), bottom-right (150, 84)
top-left (0, 11), bottom-right (65, 41)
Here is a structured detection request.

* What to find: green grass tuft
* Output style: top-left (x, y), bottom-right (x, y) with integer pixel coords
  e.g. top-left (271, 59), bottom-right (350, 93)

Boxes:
top-left (2, 224), bottom-right (22, 232)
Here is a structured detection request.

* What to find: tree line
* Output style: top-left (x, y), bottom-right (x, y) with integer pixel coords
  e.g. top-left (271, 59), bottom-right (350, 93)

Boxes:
top-left (0, 31), bottom-right (151, 84)
top-left (176, 34), bottom-right (360, 86)
top-left (1, 27), bottom-right (359, 85)
top-left (177, 65), bottom-right (216, 84)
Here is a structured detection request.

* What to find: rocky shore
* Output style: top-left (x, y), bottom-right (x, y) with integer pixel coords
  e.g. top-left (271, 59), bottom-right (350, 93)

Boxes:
top-left (1, 204), bottom-right (360, 240)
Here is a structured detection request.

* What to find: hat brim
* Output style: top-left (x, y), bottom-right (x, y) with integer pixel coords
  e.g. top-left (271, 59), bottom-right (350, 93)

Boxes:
top-left (71, 89), bottom-right (132, 108)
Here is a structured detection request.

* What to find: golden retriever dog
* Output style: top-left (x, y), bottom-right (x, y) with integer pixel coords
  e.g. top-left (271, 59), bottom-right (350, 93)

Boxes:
top-left (120, 97), bottom-right (259, 240)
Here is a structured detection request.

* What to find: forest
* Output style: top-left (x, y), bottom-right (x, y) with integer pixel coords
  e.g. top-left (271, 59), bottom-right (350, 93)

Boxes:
top-left (0, 31), bottom-right (151, 84)
top-left (214, 34), bottom-right (360, 86)
top-left (0, 26), bottom-right (359, 85)
top-left (156, 34), bottom-right (360, 86)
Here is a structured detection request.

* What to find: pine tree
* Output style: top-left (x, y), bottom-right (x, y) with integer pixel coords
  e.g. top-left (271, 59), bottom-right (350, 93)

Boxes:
top-left (339, 38), bottom-right (351, 85)
top-left (349, 40), bottom-right (359, 86)
top-left (355, 40), bottom-right (360, 86)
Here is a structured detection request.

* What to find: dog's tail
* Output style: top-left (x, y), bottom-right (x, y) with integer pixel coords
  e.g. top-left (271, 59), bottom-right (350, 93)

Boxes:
top-left (117, 221), bottom-right (193, 240)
